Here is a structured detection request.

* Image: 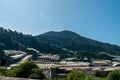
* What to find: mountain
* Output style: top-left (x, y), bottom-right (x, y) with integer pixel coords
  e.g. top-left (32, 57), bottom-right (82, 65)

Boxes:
top-left (36, 30), bottom-right (120, 56)
top-left (0, 27), bottom-right (69, 60)
top-left (0, 27), bottom-right (120, 61)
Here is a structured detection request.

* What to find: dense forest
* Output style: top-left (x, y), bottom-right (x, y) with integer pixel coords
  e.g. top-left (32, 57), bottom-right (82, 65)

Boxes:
top-left (37, 30), bottom-right (120, 55)
top-left (0, 27), bottom-right (69, 60)
top-left (0, 27), bottom-right (120, 60)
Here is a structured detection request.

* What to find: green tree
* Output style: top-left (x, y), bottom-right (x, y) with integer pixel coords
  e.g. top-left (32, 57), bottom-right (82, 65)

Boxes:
top-left (29, 68), bottom-right (46, 79)
top-left (85, 75), bottom-right (104, 80)
top-left (67, 70), bottom-right (85, 80)
top-left (7, 61), bottom-right (46, 79)
top-left (107, 71), bottom-right (120, 80)
top-left (0, 67), bottom-right (7, 76)
top-left (60, 70), bottom-right (106, 80)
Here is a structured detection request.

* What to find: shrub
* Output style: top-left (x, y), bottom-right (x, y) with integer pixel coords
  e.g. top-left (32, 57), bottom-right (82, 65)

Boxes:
top-left (61, 70), bottom-right (106, 80)
top-left (29, 68), bottom-right (46, 79)
top-left (107, 71), bottom-right (120, 80)
top-left (66, 70), bottom-right (85, 80)
top-left (7, 61), bottom-right (46, 79)
top-left (0, 67), bottom-right (7, 76)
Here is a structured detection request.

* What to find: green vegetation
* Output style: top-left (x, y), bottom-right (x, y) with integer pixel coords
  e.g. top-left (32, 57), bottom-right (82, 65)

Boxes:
top-left (0, 67), bottom-right (7, 76)
top-left (107, 71), bottom-right (120, 80)
top-left (1, 62), bottom-right (120, 80)
top-left (0, 61), bottom-right (46, 79)
top-left (0, 50), bottom-right (5, 60)
top-left (75, 51), bottom-right (113, 61)
top-left (37, 30), bottom-right (120, 55)
top-left (66, 70), bottom-right (85, 80)
top-left (0, 27), bottom-right (120, 60)
top-left (0, 27), bottom-right (69, 60)
top-left (60, 70), bottom-right (120, 80)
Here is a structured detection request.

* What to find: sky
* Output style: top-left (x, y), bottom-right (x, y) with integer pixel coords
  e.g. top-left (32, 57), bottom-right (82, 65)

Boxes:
top-left (0, 0), bottom-right (120, 45)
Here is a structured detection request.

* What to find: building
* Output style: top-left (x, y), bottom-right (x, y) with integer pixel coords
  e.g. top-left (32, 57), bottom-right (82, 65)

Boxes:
top-left (60, 61), bottom-right (90, 67)
top-left (36, 54), bottom-right (60, 63)
top-left (92, 60), bottom-right (111, 66)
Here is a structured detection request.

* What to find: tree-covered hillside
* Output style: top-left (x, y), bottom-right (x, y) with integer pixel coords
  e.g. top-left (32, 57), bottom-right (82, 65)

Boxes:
top-left (37, 30), bottom-right (120, 56)
top-left (0, 27), bottom-right (69, 60)
top-left (0, 27), bottom-right (120, 60)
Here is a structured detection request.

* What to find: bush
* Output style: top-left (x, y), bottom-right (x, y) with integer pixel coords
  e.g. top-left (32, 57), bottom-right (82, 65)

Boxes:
top-left (61, 70), bottom-right (106, 80)
top-left (85, 75), bottom-right (99, 80)
top-left (66, 70), bottom-right (85, 80)
top-left (0, 67), bottom-right (7, 76)
top-left (7, 66), bottom-right (22, 77)
top-left (29, 68), bottom-right (46, 79)
top-left (107, 71), bottom-right (120, 80)
top-left (7, 61), bottom-right (46, 79)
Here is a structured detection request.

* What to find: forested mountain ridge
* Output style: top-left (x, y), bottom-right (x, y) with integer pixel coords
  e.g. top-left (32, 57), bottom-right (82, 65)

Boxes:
top-left (37, 30), bottom-right (120, 56)
top-left (0, 27), bottom-right (68, 59)
top-left (0, 27), bottom-right (120, 60)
